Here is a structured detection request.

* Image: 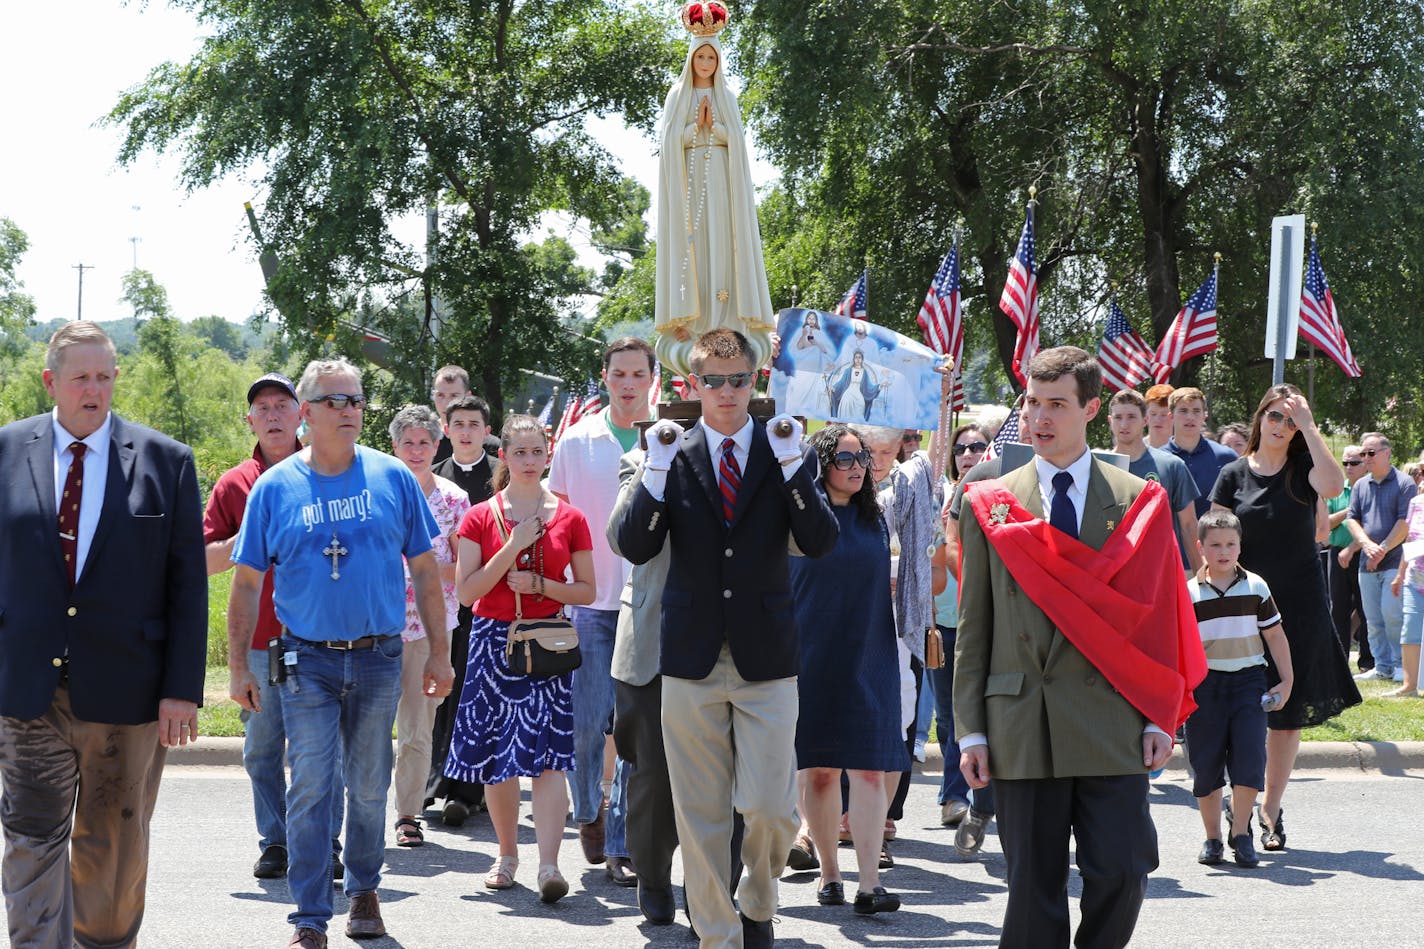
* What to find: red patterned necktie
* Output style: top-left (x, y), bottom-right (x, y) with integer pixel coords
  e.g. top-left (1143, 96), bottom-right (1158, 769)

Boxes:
top-left (718, 437), bottom-right (741, 526)
top-left (59, 442), bottom-right (86, 588)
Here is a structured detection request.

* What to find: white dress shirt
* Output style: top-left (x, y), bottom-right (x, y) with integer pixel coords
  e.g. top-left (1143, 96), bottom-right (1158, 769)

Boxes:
top-left (641, 415), bottom-right (801, 500)
top-left (51, 410), bottom-right (112, 583)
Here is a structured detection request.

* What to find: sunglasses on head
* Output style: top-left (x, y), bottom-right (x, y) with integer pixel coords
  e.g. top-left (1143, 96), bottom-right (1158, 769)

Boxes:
top-left (1264, 410), bottom-right (1296, 429)
top-left (953, 441), bottom-right (990, 456)
top-left (311, 394), bottom-right (367, 410)
top-left (694, 371), bottom-right (755, 390)
top-left (1343, 459), bottom-right (1363, 466)
top-left (830, 449), bottom-right (872, 471)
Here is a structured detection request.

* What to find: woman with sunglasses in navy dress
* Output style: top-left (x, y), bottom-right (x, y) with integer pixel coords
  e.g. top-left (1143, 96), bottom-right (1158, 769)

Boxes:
top-left (1210, 384), bottom-right (1360, 852)
top-left (787, 424), bottom-right (907, 916)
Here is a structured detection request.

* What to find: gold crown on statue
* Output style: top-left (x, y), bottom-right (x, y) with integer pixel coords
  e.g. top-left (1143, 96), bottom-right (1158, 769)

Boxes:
top-left (681, 1), bottom-right (730, 37)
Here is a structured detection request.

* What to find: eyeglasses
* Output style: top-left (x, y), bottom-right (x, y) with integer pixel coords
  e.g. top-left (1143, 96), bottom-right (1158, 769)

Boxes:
top-left (311, 394), bottom-right (367, 410)
top-left (1263, 410), bottom-right (1297, 430)
top-left (901, 433), bottom-right (923, 444)
top-left (1342, 459), bottom-right (1363, 467)
top-left (694, 371), bottom-right (755, 390)
top-left (830, 449), bottom-right (872, 471)
top-left (953, 441), bottom-right (990, 456)
top-left (1363, 449), bottom-right (1385, 457)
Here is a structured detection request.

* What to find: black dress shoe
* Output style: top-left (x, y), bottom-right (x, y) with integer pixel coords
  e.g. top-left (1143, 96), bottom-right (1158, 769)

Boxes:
top-left (1230, 832), bottom-right (1260, 868)
top-left (853, 886), bottom-right (900, 915)
top-left (816, 880), bottom-right (845, 905)
top-left (253, 844), bottom-right (288, 879)
top-left (606, 855), bottom-right (638, 887)
top-left (740, 912), bottom-right (774, 949)
top-left (442, 799), bottom-right (469, 827)
top-left (637, 881), bottom-right (676, 924)
top-left (1197, 838), bottom-right (1225, 865)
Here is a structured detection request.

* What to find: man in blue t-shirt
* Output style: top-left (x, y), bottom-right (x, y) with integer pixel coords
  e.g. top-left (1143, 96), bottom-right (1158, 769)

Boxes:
top-left (227, 358), bottom-right (453, 949)
top-left (1109, 389), bottom-right (1202, 571)
top-left (1166, 387), bottom-right (1238, 517)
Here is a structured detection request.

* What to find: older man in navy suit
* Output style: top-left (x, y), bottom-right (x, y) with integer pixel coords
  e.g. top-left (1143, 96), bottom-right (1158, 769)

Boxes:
top-left (617, 329), bottom-right (838, 948)
top-left (0, 321), bottom-right (207, 949)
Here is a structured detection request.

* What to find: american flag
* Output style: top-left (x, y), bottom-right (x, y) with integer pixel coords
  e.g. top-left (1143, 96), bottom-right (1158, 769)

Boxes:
top-left (917, 243), bottom-right (967, 411)
top-left (1299, 235), bottom-right (1361, 378)
top-left (1153, 265), bottom-right (1219, 383)
top-left (983, 400), bottom-right (1022, 462)
top-left (1097, 297), bottom-right (1160, 392)
top-left (999, 205), bottom-right (1039, 386)
top-left (834, 269), bottom-right (868, 318)
top-left (671, 375), bottom-right (688, 400)
top-left (551, 379), bottom-right (601, 454)
top-left (649, 360), bottom-right (664, 412)
top-left (536, 394), bottom-right (555, 427)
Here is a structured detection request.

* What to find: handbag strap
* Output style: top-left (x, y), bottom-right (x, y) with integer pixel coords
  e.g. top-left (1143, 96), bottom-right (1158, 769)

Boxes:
top-left (487, 496), bottom-right (524, 621)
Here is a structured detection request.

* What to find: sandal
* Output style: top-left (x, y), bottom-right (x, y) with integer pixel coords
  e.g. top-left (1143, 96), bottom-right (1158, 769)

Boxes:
top-left (1257, 805), bottom-right (1286, 852)
top-left (394, 817), bottom-right (424, 848)
top-left (537, 865), bottom-right (569, 903)
top-left (484, 855), bottom-right (518, 890)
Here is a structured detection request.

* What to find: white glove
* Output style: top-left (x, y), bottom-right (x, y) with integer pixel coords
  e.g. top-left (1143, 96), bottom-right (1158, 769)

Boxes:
top-left (766, 414), bottom-right (804, 464)
top-left (643, 420), bottom-right (682, 470)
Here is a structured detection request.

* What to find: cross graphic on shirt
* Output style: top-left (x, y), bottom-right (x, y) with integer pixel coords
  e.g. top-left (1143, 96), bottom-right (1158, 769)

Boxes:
top-left (323, 533), bottom-right (348, 580)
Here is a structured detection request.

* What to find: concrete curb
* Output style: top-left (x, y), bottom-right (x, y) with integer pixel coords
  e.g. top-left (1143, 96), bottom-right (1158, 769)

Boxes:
top-left (168, 735), bottom-right (1424, 772)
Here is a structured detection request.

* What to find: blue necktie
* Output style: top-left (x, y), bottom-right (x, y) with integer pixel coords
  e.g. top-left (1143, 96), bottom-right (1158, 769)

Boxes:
top-left (1050, 470), bottom-right (1078, 540)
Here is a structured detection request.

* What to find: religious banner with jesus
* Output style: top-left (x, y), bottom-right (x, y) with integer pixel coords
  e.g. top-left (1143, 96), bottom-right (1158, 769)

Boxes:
top-left (769, 307), bottom-right (947, 430)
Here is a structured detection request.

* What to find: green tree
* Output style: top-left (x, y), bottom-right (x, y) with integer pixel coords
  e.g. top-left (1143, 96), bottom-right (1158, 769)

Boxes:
top-left (0, 217), bottom-right (37, 360)
top-left (734, 0), bottom-right (1424, 435)
top-left (191, 315), bottom-right (248, 360)
top-left (108, 0), bottom-right (678, 415)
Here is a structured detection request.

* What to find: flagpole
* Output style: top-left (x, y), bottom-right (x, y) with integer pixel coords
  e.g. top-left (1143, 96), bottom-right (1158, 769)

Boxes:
top-left (863, 250), bottom-right (871, 320)
top-left (952, 216), bottom-right (965, 426)
top-left (1308, 222), bottom-right (1318, 404)
top-left (1208, 251), bottom-right (1221, 407)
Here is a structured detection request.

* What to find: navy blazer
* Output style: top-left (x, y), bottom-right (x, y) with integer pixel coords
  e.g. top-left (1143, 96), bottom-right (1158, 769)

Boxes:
top-left (0, 413), bottom-right (208, 725)
top-left (616, 422), bottom-right (838, 681)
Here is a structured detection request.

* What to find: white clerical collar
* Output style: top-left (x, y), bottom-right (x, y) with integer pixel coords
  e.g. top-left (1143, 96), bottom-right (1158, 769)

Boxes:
top-left (452, 451), bottom-right (486, 471)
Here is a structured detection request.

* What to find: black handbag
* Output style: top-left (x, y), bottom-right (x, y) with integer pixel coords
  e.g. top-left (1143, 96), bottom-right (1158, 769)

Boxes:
top-left (489, 497), bottom-right (582, 677)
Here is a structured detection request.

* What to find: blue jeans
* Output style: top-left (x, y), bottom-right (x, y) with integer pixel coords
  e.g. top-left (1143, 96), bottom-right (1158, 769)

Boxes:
top-left (915, 670), bottom-right (936, 748)
top-left (1359, 568), bottom-right (1403, 675)
top-left (243, 648), bottom-right (343, 853)
top-left (927, 628), bottom-right (970, 807)
top-left (1403, 585), bottom-right (1424, 647)
top-left (569, 607), bottom-right (628, 856)
top-left (280, 635), bottom-right (403, 933)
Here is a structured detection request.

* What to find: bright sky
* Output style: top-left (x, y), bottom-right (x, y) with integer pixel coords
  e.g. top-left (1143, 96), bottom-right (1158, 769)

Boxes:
top-left (2, 3), bottom-right (773, 327)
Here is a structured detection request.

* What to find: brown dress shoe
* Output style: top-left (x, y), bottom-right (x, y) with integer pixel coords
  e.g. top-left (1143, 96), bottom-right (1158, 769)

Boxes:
top-left (287, 928), bottom-right (327, 949)
top-left (579, 803), bottom-right (607, 865)
top-left (345, 892), bottom-right (386, 940)
top-left (606, 854), bottom-right (638, 886)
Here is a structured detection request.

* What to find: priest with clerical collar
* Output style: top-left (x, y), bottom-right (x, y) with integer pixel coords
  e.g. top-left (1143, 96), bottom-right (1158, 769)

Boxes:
top-left (953, 345), bottom-right (1205, 949)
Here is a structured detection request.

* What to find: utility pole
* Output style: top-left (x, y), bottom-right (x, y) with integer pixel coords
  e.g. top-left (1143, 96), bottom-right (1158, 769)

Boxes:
top-left (73, 263), bottom-right (93, 321)
top-left (130, 205), bottom-right (142, 270)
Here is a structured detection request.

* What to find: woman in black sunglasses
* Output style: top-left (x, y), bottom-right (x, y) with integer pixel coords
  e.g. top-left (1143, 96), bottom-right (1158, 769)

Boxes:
top-left (785, 424), bottom-right (905, 916)
top-left (1208, 383), bottom-right (1360, 852)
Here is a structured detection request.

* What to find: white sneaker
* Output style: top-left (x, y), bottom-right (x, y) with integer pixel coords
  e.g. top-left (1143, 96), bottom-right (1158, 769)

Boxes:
top-left (1354, 668), bottom-right (1387, 681)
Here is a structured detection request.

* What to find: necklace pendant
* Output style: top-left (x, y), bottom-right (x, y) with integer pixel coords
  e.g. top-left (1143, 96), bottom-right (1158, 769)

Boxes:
top-left (323, 531), bottom-right (349, 581)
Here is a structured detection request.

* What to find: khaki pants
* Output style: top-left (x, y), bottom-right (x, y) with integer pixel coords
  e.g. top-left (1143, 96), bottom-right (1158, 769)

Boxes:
top-left (662, 646), bottom-right (798, 949)
top-left (0, 684), bottom-right (166, 949)
top-left (395, 637), bottom-right (440, 818)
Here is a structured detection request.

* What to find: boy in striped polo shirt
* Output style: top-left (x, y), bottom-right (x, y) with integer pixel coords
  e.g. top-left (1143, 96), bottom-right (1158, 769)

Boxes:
top-left (1186, 510), bottom-right (1294, 868)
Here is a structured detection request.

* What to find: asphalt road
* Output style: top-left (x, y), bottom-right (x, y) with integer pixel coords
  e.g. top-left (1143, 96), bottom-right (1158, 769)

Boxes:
top-left (27, 759), bottom-right (1417, 949)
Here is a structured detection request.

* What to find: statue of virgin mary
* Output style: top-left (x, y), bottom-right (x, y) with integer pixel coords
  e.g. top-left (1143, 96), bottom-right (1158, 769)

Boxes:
top-left (654, 1), bottom-right (774, 377)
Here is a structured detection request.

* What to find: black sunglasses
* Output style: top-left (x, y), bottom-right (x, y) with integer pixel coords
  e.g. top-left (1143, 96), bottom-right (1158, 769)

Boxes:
top-left (1343, 459), bottom-right (1363, 467)
top-left (311, 393), bottom-right (367, 410)
top-left (953, 441), bottom-right (990, 456)
top-left (830, 449), bottom-right (872, 471)
top-left (694, 371), bottom-right (755, 390)
top-left (1263, 410), bottom-right (1297, 429)
top-left (901, 432), bottom-right (923, 443)
top-left (1363, 448), bottom-right (1385, 457)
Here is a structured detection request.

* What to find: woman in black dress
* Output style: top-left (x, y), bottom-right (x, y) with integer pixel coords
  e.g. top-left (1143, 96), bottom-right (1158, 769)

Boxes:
top-left (1211, 384), bottom-right (1360, 851)
top-left (788, 424), bottom-right (906, 915)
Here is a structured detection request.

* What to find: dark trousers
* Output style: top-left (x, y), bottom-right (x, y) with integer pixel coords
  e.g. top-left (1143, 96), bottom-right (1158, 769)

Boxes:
top-left (613, 677), bottom-right (743, 894)
top-left (995, 774), bottom-right (1157, 949)
top-left (426, 608), bottom-right (484, 809)
top-left (1328, 547), bottom-right (1369, 667)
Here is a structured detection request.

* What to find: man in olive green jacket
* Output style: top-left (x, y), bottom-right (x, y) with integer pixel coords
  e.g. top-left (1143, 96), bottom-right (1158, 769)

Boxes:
top-left (954, 347), bottom-right (1175, 949)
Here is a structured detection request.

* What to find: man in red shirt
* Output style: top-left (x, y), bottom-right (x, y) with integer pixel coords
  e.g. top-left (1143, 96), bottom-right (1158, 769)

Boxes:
top-left (205, 373), bottom-right (339, 880)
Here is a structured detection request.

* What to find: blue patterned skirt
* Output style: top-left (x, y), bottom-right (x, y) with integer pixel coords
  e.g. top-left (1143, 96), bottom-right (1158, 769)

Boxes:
top-left (443, 615), bottom-right (575, 784)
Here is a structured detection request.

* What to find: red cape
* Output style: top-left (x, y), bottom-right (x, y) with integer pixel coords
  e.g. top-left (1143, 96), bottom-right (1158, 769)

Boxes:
top-left (967, 477), bottom-right (1206, 733)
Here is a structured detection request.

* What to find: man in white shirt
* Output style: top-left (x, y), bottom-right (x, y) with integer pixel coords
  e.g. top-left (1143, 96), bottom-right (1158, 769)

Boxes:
top-left (547, 337), bottom-right (657, 882)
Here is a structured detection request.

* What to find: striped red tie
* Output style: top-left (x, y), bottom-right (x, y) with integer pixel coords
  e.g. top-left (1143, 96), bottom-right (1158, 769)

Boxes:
top-left (718, 437), bottom-right (741, 526)
top-left (58, 442), bottom-right (86, 588)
